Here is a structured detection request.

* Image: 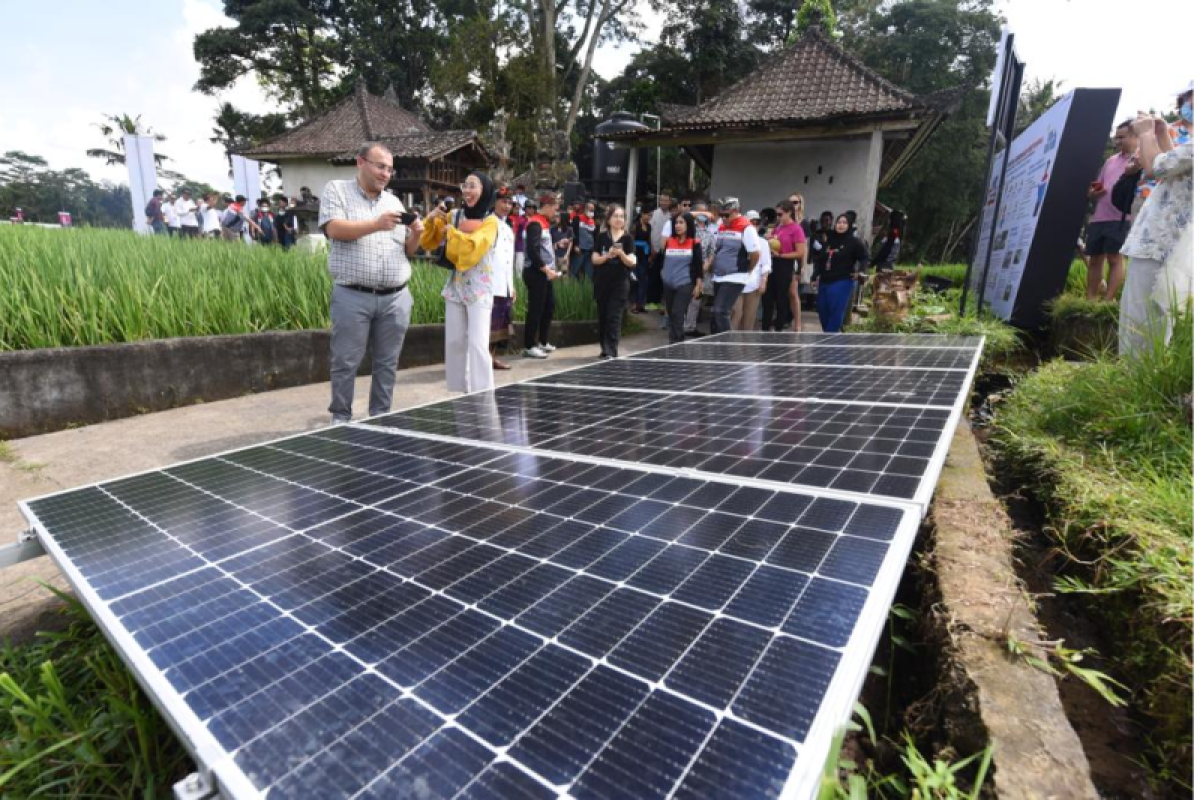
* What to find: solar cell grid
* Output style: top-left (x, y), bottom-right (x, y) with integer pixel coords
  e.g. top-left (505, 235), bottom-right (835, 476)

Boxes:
top-left (367, 384), bottom-right (952, 502)
top-left (530, 358), bottom-right (967, 406)
top-left (25, 425), bottom-right (916, 800)
top-left (631, 342), bottom-right (977, 370)
top-left (23, 328), bottom-right (981, 800)
top-left (702, 331), bottom-right (982, 348)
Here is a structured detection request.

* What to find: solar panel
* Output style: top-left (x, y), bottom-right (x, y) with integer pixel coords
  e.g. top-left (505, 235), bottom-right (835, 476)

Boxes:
top-left (531, 359), bottom-right (969, 406)
top-left (701, 331), bottom-right (982, 348)
top-left (21, 329), bottom-right (982, 799)
top-left (23, 426), bottom-right (919, 800)
top-left (365, 384), bottom-right (954, 503)
top-left (630, 342), bottom-right (978, 369)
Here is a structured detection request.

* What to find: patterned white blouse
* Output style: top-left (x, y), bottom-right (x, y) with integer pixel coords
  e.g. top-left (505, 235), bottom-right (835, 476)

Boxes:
top-left (1122, 142), bottom-right (1194, 263)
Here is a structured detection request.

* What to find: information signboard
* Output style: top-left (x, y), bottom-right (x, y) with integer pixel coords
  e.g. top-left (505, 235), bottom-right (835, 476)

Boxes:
top-left (970, 89), bottom-right (1120, 327)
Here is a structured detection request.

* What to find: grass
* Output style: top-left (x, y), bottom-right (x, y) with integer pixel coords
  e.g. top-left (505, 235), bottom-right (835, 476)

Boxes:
top-left (902, 260), bottom-right (1090, 294)
top-left (0, 590), bottom-right (192, 796)
top-left (991, 308), bottom-right (1194, 792)
top-left (0, 226), bottom-right (597, 351)
top-left (847, 283), bottom-right (1024, 369)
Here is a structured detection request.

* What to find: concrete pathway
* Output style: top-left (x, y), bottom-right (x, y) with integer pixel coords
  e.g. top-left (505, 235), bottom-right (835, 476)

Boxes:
top-left (0, 311), bottom-right (822, 641)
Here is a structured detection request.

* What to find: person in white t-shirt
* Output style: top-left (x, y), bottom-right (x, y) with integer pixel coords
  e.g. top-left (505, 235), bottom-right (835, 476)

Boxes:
top-left (490, 186), bottom-right (518, 370)
top-left (199, 193), bottom-right (222, 237)
top-left (163, 193), bottom-right (180, 236)
top-left (174, 189), bottom-right (199, 238)
top-left (733, 210), bottom-right (772, 330)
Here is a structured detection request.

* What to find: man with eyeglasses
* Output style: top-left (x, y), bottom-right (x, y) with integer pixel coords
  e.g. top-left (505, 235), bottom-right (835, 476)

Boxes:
top-left (319, 141), bottom-right (423, 424)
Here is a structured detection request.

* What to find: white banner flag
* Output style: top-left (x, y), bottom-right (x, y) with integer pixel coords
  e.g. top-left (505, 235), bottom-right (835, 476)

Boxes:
top-left (124, 134), bottom-right (158, 235)
top-left (231, 155), bottom-right (261, 203)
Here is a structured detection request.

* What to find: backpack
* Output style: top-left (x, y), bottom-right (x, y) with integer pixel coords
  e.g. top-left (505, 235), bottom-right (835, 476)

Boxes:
top-left (1111, 168), bottom-right (1141, 218)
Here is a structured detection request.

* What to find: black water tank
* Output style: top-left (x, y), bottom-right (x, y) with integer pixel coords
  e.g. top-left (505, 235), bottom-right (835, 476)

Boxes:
top-left (592, 112), bottom-right (649, 200)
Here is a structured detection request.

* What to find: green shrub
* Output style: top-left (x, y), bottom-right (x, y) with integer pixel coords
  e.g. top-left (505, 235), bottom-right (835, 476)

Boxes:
top-left (0, 593), bottom-right (192, 795)
top-left (848, 286), bottom-right (1025, 368)
top-left (992, 309), bottom-right (1193, 791)
top-left (0, 226), bottom-right (596, 351)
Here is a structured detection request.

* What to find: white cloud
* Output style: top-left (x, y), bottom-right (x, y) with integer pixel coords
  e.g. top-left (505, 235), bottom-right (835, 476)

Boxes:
top-left (0, 0), bottom-right (285, 193)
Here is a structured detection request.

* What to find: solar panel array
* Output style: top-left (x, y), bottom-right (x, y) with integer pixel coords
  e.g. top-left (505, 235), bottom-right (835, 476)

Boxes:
top-left (22, 331), bottom-right (981, 800)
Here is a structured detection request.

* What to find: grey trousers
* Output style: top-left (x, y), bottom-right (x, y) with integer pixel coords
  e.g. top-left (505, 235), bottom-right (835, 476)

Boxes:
top-left (711, 281), bottom-right (743, 334)
top-left (329, 284), bottom-right (413, 422)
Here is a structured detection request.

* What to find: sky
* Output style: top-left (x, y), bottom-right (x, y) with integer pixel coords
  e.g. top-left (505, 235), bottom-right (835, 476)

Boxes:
top-left (0, 0), bottom-right (1192, 193)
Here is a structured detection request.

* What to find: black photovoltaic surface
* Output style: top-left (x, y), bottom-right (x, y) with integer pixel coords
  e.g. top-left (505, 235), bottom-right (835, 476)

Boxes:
top-left (366, 384), bottom-right (952, 500)
top-left (25, 425), bottom-right (913, 799)
top-left (24, 331), bottom-right (980, 799)
top-left (630, 342), bottom-right (977, 370)
top-left (701, 331), bottom-right (982, 348)
top-left (531, 358), bottom-right (966, 406)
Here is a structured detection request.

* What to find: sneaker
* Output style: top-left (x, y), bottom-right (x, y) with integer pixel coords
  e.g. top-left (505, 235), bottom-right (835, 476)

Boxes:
top-left (523, 347), bottom-right (548, 359)
top-left (539, 343), bottom-right (557, 353)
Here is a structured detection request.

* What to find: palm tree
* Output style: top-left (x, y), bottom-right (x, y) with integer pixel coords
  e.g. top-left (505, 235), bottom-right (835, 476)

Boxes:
top-left (86, 113), bottom-right (170, 166)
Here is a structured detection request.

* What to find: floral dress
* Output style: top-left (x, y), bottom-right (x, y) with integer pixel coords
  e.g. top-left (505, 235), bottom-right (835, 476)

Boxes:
top-left (1122, 142), bottom-right (1194, 264)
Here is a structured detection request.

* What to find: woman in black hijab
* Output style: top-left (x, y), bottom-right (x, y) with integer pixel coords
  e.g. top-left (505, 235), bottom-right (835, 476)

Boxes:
top-left (422, 169), bottom-right (504, 392)
top-left (813, 213), bottom-right (868, 332)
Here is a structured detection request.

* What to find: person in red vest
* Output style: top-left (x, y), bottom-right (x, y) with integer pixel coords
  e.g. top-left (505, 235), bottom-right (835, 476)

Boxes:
top-left (521, 193), bottom-right (563, 358)
top-left (660, 212), bottom-right (704, 343)
top-left (710, 197), bottom-right (761, 334)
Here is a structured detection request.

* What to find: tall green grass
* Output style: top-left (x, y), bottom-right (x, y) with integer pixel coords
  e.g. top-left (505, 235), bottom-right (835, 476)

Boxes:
top-left (0, 591), bottom-right (192, 795)
top-left (0, 226), bottom-right (596, 351)
top-left (992, 309), bottom-right (1194, 791)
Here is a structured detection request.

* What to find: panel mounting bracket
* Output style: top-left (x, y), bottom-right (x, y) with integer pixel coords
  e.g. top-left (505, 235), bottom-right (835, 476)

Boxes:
top-left (173, 771), bottom-right (218, 800)
top-left (0, 530), bottom-right (46, 570)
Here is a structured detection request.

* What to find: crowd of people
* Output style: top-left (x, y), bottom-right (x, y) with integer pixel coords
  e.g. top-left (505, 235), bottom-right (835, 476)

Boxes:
top-left (1083, 80), bottom-right (1193, 356)
top-left (315, 140), bottom-right (907, 423)
top-left (143, 189), bottom-right (301, 247)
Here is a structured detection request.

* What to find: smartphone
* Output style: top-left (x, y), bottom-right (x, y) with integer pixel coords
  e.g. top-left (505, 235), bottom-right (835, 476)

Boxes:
top-left (613, 242), bottom-right (624, 252)
top-left (441, 198), bottom-right (454, 211)
top-left (400, 211), bottom-right (417, 226)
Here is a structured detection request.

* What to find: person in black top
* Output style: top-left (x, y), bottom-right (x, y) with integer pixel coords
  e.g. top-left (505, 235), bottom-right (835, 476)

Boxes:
top-left (813, 213), bottom-right (869, 333)
top-left (521, 194), bottom-right (562, 358)
top-left (591, 204), bottom-right (636, 358)
top-left (660, 212), bottom-right (704, 344)
top-left (630, 207), bottom-right (654, 313)
top-left (870, 210), bottom-right (906, 272)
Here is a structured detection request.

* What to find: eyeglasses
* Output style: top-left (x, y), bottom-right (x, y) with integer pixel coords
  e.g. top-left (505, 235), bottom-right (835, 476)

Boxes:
top-left (363, 159), bottom-right (394, 175)
top-left (460, 182), bottom-right (481, 192)
top-left (680, 202), bottom-right (692, 207)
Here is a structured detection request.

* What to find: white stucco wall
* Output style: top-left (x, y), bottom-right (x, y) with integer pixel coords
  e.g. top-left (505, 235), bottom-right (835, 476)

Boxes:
top-left (277, 159), bottom-right (356, 200)
top-left (709, 132), bottom-right (884, 242)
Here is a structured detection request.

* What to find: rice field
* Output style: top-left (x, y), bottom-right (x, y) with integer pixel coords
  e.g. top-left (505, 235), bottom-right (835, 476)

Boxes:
top-left (0, 226), bottom-right (597, 351)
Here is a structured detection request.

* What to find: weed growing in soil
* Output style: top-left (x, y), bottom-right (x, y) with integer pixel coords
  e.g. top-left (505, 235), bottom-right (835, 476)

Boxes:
top-left (992, 307), bottom-right (1193, 792)
top-left (819, 704), bottom-right (994, 799)
top-left (0, 588), bottom-right (192, 796)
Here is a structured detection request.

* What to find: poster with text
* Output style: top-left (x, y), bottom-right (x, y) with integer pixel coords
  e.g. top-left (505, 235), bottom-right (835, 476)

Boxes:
top-left (970, 92), bottom-right (1075, 320)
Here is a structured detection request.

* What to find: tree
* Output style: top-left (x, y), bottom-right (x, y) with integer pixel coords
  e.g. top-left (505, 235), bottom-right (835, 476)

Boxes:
top-left (1015, 77), bottom-right (1064, 136)
top-left (193, 0), bottom-right (342, 117)
top-left (842, 0), bottom-right (1002, 262)
top-left (0, 150), bottom-right (133, 227)
top-left (86, 113), bottom-right (170, 167)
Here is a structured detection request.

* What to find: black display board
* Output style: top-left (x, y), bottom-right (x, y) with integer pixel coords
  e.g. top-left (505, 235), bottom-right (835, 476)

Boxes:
top-left (969, 88), bottom-right (1121, 328)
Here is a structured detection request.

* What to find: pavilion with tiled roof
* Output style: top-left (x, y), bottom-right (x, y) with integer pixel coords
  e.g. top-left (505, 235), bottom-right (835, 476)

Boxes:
top-left (598, 26), bottom-right (962, 239)
top-left (240, 80), bottom-right (490, 210)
